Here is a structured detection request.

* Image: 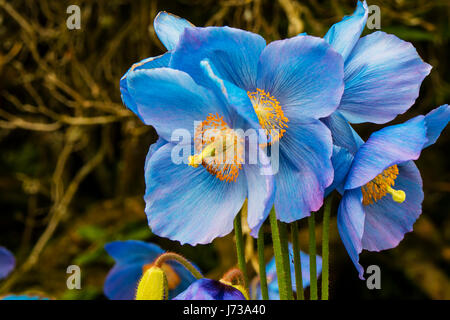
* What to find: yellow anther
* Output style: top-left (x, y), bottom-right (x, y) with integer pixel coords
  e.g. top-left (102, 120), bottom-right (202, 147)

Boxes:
top-left (220, 280), bottom-right (249, 300)
top-left (361, 165), bottom-right (406, 205)
top-left (247, 88), bottom-right (289, 145)
top-left (386, 186), bottom-right (406, 203)
top-left (190, 113), bottom-right (244, 182)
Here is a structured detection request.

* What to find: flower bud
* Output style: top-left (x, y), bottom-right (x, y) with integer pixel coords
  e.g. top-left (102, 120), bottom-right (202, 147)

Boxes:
top-left (135, 266), bottom-right (168, 300)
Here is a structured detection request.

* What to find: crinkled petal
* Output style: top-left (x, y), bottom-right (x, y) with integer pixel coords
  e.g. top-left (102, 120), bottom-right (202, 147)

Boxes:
top-left (337, 188), bottom-right (365, 279)
top-left (322, 112), bottom-right (363, 155)
top-left (170, 26), bottom-right (266, 91)
top-left (120, 53), bottom-right (171, 120)
top-left (127, 68), bottom-right (228, 141)
top-left (0, 247), bottom-right (15, 280)
top-left (257, 35), bottom-right (344, 119)
top-left (324, 0), bottom-right (368, 62)
top-left (424, 104), bottom-right (450, 148)
top-left (274, 117), bottom-right (333, 221)
top-left (345, 116), bottom-right (427, 190)
top-left (145, 143), bottom-right (247, 245)
top-left (154, 12), bottom-right (194, 50)
top-left (173, 279), bottom-right (246, 300)
top-left (339, 31), bottom-right (432, 124)
top-left (362, 161), bottom-right (423, 251)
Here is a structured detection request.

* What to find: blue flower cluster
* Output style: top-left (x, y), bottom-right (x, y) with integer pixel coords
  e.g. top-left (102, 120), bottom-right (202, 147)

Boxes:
top-left (120, 0), bottom-right (449, 284)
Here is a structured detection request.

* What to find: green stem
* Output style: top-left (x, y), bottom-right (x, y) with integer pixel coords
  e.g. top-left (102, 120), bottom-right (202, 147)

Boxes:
top-left (257, 227), bottom-right (269, 300)
top-left (291, 222), bottom-right (304, 300)
top-left (234, 211), bottom-right (248, 287)
top-left (269, 208), bottom-right (289, 300)
top-left (308, 212), bottom-right (318, 300)
top-left (321, 196), bottom-right (332, 300)
top-left (154, 252), bottom-right (203, 280)
top-left (278, 221), bottom-right (294, 300)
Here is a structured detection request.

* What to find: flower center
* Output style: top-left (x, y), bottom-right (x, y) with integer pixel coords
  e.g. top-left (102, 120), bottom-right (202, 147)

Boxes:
top-left (247, 88), bottom-right (289, 144)
top-left (361, 165), bottom-right (406, 206)
top-left (143, 263), bottom-right (180, 290)
top-left (188, 113), bottom-right (244, 183)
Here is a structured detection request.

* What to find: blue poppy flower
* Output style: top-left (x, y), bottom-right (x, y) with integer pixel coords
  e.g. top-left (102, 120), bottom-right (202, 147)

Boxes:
top-left (173, 278), bottom-right (246, 300)
top-left (123, 32), bottom-right (276, 244)
top-left (252, 245), bottom-right (322, 300)
top-left (0, 246), bottom-right (15, 280)
top-left (104, 240), bottom-right (198, 299)
top-left (323, 1), bottom-right (431, 126)
top-left (167, 20), bottom-right (345, 224)
top-left (336, 105), bottom-right (449, 279)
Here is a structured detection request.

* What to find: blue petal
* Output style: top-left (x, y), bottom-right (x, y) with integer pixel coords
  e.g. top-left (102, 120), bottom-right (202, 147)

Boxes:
top-left (127, 68), bottom-right (229, 142)
top-left (105, 240), bottom-right (163, 265)
top-left (104, 241), bottom-right (164, 300)
top-left (144, 143), bottom-right (247, 245)
top-left (170, 26), bottom-right (266, 91)
top-left (274, 117), bottom-right (334, 222)
top-left (0, 247), bottom-right (15, 280)
top-left (339, 31), bottom-right (432, 124)
top-left (257, 35), bottom-right (344, 119)
top-left (423, 104), bottom-right (450, 148)
top-left (199, 59), bottom-right (262, 132)
top-left (362, 161), bottom-right (423, 251)
top-left (337, 188), bottom-right (365, 279)
top-left (120, 53), bottom-right (171, 120)
top-left (324, 0), bottom-right (368, 62)
top-left (104, 262), bottom-right (144, 300)
top-left (1, 295), bottom-right (49, 300)
top-left (262, 247), bottom-right (322, 300)
top-left (154, 12), bottom-right (194, 50)
top-left (244, 149), bottom-right (275, 237)
top-left (345, 116), bottom-right (427, 190)
top-left (322, 111), bottom-right (364, 155)
top-left (173, 279), bottom-right (246, 300)
top-left (167, 262), bottom-right (200, 298)
top-left (325, 145), bottom-right (354, 197)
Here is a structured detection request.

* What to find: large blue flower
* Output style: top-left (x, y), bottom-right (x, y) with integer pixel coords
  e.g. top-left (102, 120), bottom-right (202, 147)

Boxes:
top-left (336, 105), bottom-right (449, 279)
top-left (122, 19), bottom-right (278, 245)
top-left (167, 21), bottom-right (345, 223)
top-left (324, 1), bottom-right (431, 125)
top-left (104, 240), bottom-right (198, 300)
top-left (173, 278), bottom-right (246, 300)
top-left (0, 246), bottom-right (15, 280)
top-left (252, 245), bottom-right (322, 300)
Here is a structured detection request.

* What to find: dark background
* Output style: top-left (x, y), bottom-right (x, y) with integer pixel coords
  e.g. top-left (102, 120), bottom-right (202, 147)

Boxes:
top-left (0, 0), bottom-right (448, 299)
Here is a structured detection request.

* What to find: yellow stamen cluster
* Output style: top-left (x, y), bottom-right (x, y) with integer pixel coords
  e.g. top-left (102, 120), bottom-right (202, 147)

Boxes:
top-left (189, 113), bottom-right (244, 183)
top-left (361, 165), bottom-right (406, 205)
top-left (247, 88), bottom-right (289, 145)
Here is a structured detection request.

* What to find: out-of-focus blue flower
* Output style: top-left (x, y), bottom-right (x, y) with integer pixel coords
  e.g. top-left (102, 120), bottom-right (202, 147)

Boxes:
top-left (252, 245), bottom-right (322, 300)
top-left (173, 279), bottom-right (246, 300)
top-left (167, 17), bottom-right (345, 224)
top-left (0, 246), bottom-right (15, 280)
top-left (336, 105), bottom-right (450, 279)
top-left (324, 1), bottom-right (431, 126)
top-left (104, 240), bottom-right (198, 300)
top-left (1, 295), bottom-right (49, 300)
